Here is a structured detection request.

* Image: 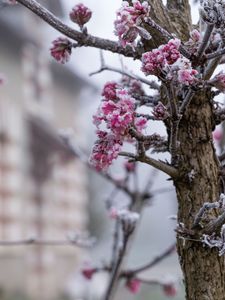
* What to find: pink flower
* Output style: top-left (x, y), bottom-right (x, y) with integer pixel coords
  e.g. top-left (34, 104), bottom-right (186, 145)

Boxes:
top-left (90, 131), bottom-right (122, 171)
top-left (0, 74), bottom-right (6, 85)
top-left (135, 116), bottom-right (148, 132)
top-left (153, 102), bottom-right (168, 120)
top-left (81, 267), bottom-right (95, 280)
top-left (162, 283), bottom-right (177, 297)
top-left (126, 278), bottom-right (141, 294)
top-left (177, 68), bottom-right (198, 85)
top-left (109, 207), bottom-right (118, 219)
top-left (141, 39), bottom-right (181, 75)
top-left (213, 128), bottom-right (223, 142)
top-left (69, 3), bottom-right (92, 27)
top-left (50, 37), bottom-right (72, 64)
top-left (124, 161), bottom-right (136, 172)
top-left (102, 81), bottom-right (119, 100)
top-left (190, 29), bottom-right (201, 42)
top-left (114, 1), bottom-right (150, 47)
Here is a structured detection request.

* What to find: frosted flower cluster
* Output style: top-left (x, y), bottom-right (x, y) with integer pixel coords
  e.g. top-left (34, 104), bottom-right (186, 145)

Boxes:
top-left (142, 39), bottom-right (198, 86)
top-left (114, 0), bottom-right (151, 47)
top-left (200, 0), bottom-right (225, 27)
top-left (185, 29), bottom-right (201, 55)
top-left (90, 81), bottom-right (148, 171)
top-left (50, 37), bottom-right (72, 64)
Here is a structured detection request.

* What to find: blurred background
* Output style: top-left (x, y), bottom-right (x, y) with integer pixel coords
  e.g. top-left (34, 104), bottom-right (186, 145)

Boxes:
top-left (0, 1), bottom-right (203, 299)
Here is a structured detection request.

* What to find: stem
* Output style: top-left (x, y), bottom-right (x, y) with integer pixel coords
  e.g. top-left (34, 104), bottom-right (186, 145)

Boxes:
top-left (124, 243), bottom-right (176, 276)
top-left (119, 151), bottom-right (178, 178)
top-left (196, 24), bottom-right (214, 61)
top-left (16, 0), bottom-right (142, 59)
top-left (103, 229), bottom-right (132, 300)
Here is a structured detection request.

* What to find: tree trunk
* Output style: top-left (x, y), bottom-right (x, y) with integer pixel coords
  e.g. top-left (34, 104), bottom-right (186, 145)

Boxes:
top-left (175, 90), bottom-right (225, 299)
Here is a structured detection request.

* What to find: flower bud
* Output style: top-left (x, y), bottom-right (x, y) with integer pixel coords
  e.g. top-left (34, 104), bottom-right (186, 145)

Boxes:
top-left (70, 3), bottom-right (92, 27)
top-left (50, 37), bottom-right (72, 64)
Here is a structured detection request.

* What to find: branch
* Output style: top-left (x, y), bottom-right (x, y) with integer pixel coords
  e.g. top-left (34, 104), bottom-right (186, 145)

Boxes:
top-left (123, 243), bottom-right (176, 276)
top-left (195, 24), bottom-right (214, 62)
top-left (16, 0), bottom-right (142, 59)
top-left (59, 134), bottom-right (133, 196)
top-left (119, 151), bottom-right (178, 178)
top-left (0, 237), bottom-right (94, 248)
top-left (90, 52), bottom-right (159, 90)
top-left (206, 47), bottom-right (225, 60)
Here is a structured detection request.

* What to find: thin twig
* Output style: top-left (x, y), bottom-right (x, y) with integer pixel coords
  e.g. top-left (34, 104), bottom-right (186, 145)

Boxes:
top-left (16, 0), bottom-right (142, 59)
top-left (60, 135), bottom-right (133, 196)
top-left (123, 243), bottom-right (176, 276)
top-left (0, 238), bottom-right (93, 248)
top-left (206, 47), bottom-right (225, 60)
top-left (195, 24), bottom-right (214, 61)
top-left (119, 151), bottom-right (178, 178)
top-left (89, 52), bottom-right (159, 90)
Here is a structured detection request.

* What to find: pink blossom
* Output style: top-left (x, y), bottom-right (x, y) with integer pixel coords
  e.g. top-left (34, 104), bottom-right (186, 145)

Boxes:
top-left (114, 1), bottom-right (150, 47)
top-left (213, 128), bottom-right (223, 142)
top-left (141, 39), bottom-right (181, 75)
top-left (102, 81), bottom-right (119, 100)
top-left (50, 37), bottom-right (72, 64)
top-left (135, 116), bottom-right (148, 132)
top-left (126, 278), bottom-right (141, 294)
top-left (109, 207), bottom-right (118, 219)
top-left (69, 3), bottom-right (92, 27)
top-left (162, 283), bottom-right (177, 297)
top-left (190, 29), bottom-right (201, 42)
top-left (177, 68), bottom-right (198, 85)
top-left (153, 102), bottom-right (168, 120)
top-left (90, 131), bottom-right (122, 171)
top-left (124, 161), bottom-right (136, 172)
top-left (81, 267), bottom-right (95, 280)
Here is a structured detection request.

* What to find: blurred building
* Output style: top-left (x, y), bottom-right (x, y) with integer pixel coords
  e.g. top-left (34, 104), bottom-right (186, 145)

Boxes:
top-left (0, 2), bottom-right (96, 299)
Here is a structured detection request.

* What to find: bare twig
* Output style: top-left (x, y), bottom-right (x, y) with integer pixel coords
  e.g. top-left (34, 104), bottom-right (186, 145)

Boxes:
top-left (16, 0), bottom-right (142, 59)
top-left (195, 24), bottom-right (214, 61)
top-left (0, 237), bottom-right (94, 248)
top-left (123, 243), bottom-right (176, 276)
top-left (89, 51), bottom-right (159, 90)
top-left (119, 151), bottom-right (178, 178)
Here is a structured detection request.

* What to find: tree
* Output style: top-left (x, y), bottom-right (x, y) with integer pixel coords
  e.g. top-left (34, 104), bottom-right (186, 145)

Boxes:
top-left (3, 0), bottom-right (225, 299)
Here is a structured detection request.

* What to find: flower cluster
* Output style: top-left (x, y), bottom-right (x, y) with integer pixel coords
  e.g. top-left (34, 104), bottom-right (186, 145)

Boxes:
top-left (141, 39), bottom-right (181, 75)
top-left (69, 3), bottom-right (92, 28)
top-left (121, 76), bottom-right (145, 96)
top-left (185, 29), bottom-right (201, 55)
top-left (90, 81), bottom-right (147, 171)
top-left (153, 102), bottom-right (168, 120)
top-left (50, 37), bottom-right (72, 64)
top-left (114, 0), bottom-right (151, 47)
top-left (90, 131), bottom-right (122, 171)
top-left (142, 39), bottom-right (198, 86)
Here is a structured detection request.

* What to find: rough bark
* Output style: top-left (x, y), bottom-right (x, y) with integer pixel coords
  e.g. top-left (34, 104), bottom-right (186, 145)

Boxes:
top-left (175, 90), bottom-right (225, 299)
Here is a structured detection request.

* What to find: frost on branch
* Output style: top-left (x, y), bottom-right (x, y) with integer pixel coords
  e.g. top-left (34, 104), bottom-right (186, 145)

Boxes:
top-left (114, 0), bottom-right (151, 48)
